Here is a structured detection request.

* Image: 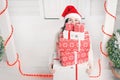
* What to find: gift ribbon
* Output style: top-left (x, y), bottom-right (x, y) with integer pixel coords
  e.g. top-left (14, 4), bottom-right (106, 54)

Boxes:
top-left (74, 31), bottom-right (87, 80)
top-left (68, 31), bottom-right (70, 39)
top-left (76, 64), bottom-right (78, 80)
top-left (74, 52), bottom-right (78, 80)
top-left (78, 34), bottom-right (82, 51)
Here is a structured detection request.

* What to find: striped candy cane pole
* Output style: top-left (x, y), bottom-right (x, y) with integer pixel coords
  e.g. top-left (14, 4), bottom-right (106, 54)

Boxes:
top-left (102, 0), bottom-right (118, 68)
top-left (0, 0), bottom-right (17, 64)
top-left (101, 0), bottom-right (118, 79)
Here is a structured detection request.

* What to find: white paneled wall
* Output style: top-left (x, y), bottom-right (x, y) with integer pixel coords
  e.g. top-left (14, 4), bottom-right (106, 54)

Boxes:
top-left (43, 0), bottom-right (61, 19)
top-left (90, 0), bottom-right (104, 16)
top-left (114, 0), bottom-right (120, 31)
top-left (8, 0), bottom-right (40, 16)
top-left (43, 0), bottom-right (80, 19)
top-left (6, 0), bottom-right (105, 73)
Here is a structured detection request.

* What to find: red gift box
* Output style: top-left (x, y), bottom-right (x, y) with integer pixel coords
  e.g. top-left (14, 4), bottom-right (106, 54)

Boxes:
top-left (57, 39), bottom-right (90, 66)
top-left (65, 23), bottom-right (74, 31)
top-left (63, 23), bottom-right (74, 39)
top-left (57, 30), bottom-right (90, 66)
top-left (84, 31), bottom-right (89, 39)
top-left (63, 23), bottom-right (85, 40)
top-left (58, 38), bottom-right (78, 52)
top-left (59, 51), bottom-right (89, 66)
top-left (80, 39), bottom-right (90, 52)
top-left (74, 23), bottom-right (84, 32)
top-left (60, 51), bottom-right (75, 66)
top-left (77, 52), bottom-right (88, 64)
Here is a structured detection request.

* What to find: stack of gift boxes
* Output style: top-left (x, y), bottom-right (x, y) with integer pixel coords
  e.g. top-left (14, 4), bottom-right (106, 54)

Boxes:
top-left (57, 23), bottom-right (90, 66)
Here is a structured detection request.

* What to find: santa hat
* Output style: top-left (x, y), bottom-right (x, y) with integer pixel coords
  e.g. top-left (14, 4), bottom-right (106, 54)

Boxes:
top-left (62, 5), bottom-right (82, 21)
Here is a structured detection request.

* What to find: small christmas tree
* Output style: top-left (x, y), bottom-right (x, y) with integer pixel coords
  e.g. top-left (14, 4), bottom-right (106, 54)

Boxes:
top-left (0, 36), bottom-right (5, 61)
top-left (106, 29), bottom-right (120, 68)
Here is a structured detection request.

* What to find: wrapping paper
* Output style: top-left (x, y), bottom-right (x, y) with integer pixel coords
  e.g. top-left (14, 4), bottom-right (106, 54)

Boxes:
top-left (57, 31), bottom-right (90, 66)
top-left (74, 23), bottom-right (84, 32)
top-left (65, 23), bottom-right (74, 31)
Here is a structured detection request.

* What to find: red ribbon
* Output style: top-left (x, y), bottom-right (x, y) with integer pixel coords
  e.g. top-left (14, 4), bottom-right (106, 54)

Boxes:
top-left (68, 31), bottom-right (70, 39)
top-left (76, 64), bottom-right (78, 80)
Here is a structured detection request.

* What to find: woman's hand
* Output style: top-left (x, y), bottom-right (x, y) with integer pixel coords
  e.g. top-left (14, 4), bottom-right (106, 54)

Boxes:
top-left (49, 63), bottom-right (55, 74)
top-left (86, 63), bottom-right (92, 75)
top-left (109, 60), bottom-right (115, 68)
top-left (86, 68), bottom-right (92, 75)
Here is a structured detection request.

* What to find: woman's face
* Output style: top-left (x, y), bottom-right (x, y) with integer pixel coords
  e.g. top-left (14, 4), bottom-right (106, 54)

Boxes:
top-left (67, 17), bottom-right (80, 24)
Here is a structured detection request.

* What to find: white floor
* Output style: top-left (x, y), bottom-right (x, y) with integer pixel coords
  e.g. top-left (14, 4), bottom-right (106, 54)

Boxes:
top-left (0, 60), bottom-right (52, 80)
top-left (0, 53), bottom-right (119, 80)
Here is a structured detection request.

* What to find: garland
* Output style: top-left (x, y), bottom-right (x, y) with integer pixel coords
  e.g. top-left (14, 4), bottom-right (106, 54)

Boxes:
top-left (106, 29), bottom-right (120, 68)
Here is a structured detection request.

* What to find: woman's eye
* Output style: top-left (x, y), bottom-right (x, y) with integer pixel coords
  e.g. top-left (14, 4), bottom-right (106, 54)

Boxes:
top-left (75, 19), bottom-right (79, 22)
top-left (68, 19), bottom-right (72, 21)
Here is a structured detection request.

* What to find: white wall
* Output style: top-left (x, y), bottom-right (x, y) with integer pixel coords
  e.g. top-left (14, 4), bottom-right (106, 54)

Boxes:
top-left (6, 0), bottom-right (105, 72)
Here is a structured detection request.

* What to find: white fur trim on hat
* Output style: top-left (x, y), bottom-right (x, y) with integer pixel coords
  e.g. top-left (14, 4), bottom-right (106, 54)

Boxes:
top-left (65, 13), bottom-right (81, 21)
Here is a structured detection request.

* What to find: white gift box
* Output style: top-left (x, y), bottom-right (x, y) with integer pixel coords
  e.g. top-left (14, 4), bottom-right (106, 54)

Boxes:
top-left (52, 53), bottom-right (90, 80)
top-left (63, 30), bottom-right (69, 39)
top-left (70, 31), bottom-right (84, 40)
top-left (53, 60), bottom-right (90, 80)
top-left (63, 30), bottom-right (84, 40)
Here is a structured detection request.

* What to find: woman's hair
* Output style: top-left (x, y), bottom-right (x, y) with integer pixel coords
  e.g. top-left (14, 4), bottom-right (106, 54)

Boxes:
top-left (61, 18), bottom-right (69, 32)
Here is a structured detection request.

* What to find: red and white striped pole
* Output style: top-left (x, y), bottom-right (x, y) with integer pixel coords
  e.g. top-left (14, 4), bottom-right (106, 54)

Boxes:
top-left (101, 0), bottom-right (118, 79)
top-left (102, 0), bottom-right (118, 68)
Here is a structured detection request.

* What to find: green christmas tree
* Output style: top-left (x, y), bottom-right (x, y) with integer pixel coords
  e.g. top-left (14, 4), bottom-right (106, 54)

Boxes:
top-left (0, 36), bottom-right (5, 61)
top-left (106, 29), bottom-right (120, 69)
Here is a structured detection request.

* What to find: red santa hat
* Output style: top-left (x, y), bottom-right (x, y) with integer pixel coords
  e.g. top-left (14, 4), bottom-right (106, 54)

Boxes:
top-left (62, 5), bottom-right (82, 21)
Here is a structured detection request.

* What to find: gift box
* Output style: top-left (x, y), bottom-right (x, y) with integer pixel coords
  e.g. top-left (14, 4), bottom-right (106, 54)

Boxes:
top-left (60, 51), bottom-right (75, 66)
top-left (77, 52), bottom-right (88, 64)
top-left (65, 23), bottom-right (74, 31)
top-left (57, 36), bottom-right (90, 66)
top-left (70, 31), bottom-right (84, 40)
top-left (74, 23), bottom-right (84, 32)
top-left (63, 30), bottom-right (85, 40)
top-left (63, 23), bottom-right (74, 39)
top-left (57, 24), bottom-right (90, 66)
top-left (58, 38), bottom-right (78, 52)
top-left (53, 59), bottom-right (90, 80)
top-left (80, 37), bottom-right (90, 51)
top-left (63, 30), bottom-right (70, 39)
top-left (59, 51), bottom-right (89, 66)
top-left (63, 23), bottom-right (86, 40)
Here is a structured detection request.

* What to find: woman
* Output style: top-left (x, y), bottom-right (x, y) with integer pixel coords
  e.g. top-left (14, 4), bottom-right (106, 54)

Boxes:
top-left (50, 5), bottom-right (93, 78)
